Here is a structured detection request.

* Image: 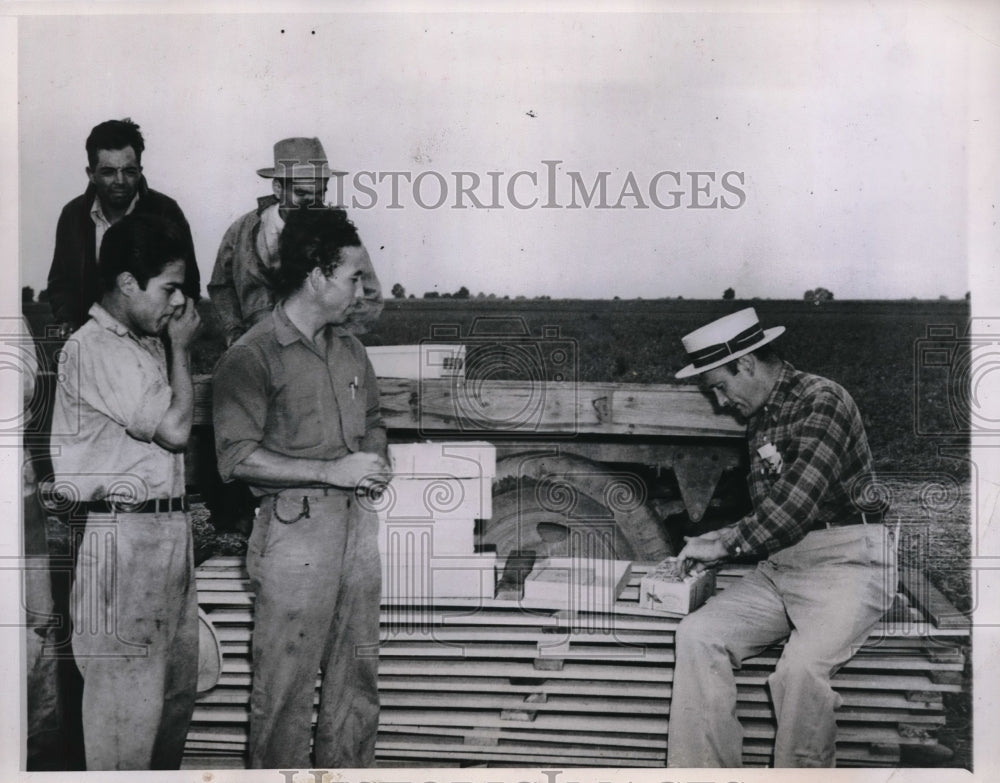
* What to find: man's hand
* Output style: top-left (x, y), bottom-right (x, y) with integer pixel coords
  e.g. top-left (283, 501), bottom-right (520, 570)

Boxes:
top-left (326, 451), bottom-right (392, 494)
top-left (167, 297), bottom-right (201, 349)
top-left (676, 530), bottom-right (729, 575)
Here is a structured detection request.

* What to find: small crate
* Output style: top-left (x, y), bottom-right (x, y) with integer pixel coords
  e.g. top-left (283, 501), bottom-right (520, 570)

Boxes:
top-left (639, 558), bottom-right (716, 615)
top-left (522, 557), bottom-right (632, 611)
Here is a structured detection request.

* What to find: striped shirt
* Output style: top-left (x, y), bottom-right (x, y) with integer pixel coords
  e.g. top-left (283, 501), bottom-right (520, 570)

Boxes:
top-left (718, 362), bottom-right (875, 558)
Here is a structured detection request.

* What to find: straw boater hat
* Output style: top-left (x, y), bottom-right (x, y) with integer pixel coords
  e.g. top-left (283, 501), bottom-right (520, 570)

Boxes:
top-left (675, 307), bottom-right (785, 379)
top-left (256, 137), bottom-right (345, 179)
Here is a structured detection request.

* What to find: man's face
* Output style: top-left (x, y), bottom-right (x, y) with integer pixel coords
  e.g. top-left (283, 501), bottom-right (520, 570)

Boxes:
top-left (701, 362), bottom-right (761, 419)
top-left (124, 260), bottom-right (186, 336)
top-left (274, 178), bottom-right (328, 216)
top-left (315, 245), bottom-right (369, 325)
top-left (87, 147), bottom-right (142, 211)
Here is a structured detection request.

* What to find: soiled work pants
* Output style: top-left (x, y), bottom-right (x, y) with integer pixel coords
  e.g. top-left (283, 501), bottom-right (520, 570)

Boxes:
top-left (71, 509), bottom-right (198, 770)
top-left (667, 524), bottom-right (897, 768)
top-left (246, 490), bottom-right (381, 769)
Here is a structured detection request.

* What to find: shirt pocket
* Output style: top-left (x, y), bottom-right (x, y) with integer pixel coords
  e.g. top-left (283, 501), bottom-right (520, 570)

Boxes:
top-left (278, 386), bottom-right (326, 450)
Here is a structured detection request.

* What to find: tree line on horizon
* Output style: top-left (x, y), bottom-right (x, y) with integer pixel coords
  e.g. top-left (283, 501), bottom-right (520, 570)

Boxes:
top-left (385, 283), bottom-right (970, 303)
top-left (20, 284), bottom-right (971, 307)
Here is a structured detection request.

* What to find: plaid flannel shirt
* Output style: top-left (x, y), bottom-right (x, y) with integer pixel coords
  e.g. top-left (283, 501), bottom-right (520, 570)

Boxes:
top-left (717, 361), bottom-right (875, 558)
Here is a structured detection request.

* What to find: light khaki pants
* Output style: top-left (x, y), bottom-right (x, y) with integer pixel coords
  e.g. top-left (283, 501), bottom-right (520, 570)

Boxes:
top-left (71, 509), bottom-right (198, 770)
top-left (246, 490), bottom-right (381, 769)
top-left (667, 524), bottom-right (897, 767)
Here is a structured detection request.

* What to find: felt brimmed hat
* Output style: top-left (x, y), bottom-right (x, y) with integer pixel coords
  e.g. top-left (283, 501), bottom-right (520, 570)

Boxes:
top-left (256, 137), bottom-right (344, 179)
top-left (675, 307), bottom-right (785, 379)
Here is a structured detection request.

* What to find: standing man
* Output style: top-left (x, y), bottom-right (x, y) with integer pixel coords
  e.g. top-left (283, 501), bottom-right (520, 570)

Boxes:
top-left (666, 308), bottom-right (897, 768)
top-left (206, 137), bottom-right (382, 535)
top-left (213, 207), bottom-right (390, 768)
top-left (50, 213), bottom-right (201, 770)
top-left (46, 118), bottom-right (200, 334)
top-left (208, 136), bottom-right (382, 347)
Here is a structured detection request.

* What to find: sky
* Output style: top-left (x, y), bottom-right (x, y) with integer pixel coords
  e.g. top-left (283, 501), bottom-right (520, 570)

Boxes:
top-left (13, 3), bottom-right (999, 302)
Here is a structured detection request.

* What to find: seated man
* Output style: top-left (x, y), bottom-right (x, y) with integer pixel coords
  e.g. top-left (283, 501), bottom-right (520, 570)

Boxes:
top-left (667, 307), bottom-right (897, 768)
top-left (50, 213), bottom-right (201, 770)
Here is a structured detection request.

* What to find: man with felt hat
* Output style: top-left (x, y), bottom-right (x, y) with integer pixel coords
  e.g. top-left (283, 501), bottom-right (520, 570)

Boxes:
top-left (666, 307), bottom-right (897, 768)
top-left (206, 138), bottom-right (383, 535)
top-left (207, 137), bottom-right (382, 347)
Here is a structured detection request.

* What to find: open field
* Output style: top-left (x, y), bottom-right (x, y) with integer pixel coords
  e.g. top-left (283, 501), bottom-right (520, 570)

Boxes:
top-left (364, 298), bottom-right (971, 474)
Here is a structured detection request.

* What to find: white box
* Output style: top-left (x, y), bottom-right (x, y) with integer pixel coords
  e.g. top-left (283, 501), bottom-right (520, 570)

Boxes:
top-left (388, 441), bottom-right (497, 479)
top-left (638, 558), bottom-right (716, 615)
top-left (522, 557), bottom-right (632, 611)
top-left (378, 517), bottom-right (476, 556)
top-left (381, 553), bottom-right (497, 601)
top-left (376, 476), bottom-right (492, 520)
top-left (367, 344), bottom-right (466, 380)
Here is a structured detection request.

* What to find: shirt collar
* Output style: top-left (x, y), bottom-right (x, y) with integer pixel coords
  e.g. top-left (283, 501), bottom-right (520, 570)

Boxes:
top-left (88, 302), bottom-right (130, 336)
top-left (87, 302), bottom-right (159, 348)
top-left (756, 360), bottom-right (796, 423)
top-left (272, 301), bottom-right (353, 348)
top-left (272, 302), bottom-right (302, 347)
top-left (90, 192), bottom-right (139, 225)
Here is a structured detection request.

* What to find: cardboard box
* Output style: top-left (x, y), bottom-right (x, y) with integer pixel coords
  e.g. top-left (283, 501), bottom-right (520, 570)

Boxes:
top-left (522, 557), bottom-right (632, 611)
top-left (638, 558), bottom-right (716, 615)
top-left (378, 517), bottom-right (476, 556)
top-left (367, 344), bottom-right (466, 380)
top-left (375, 476), bottom-right (492, 520)
top-left (388, 441), bottom-right (496, 479)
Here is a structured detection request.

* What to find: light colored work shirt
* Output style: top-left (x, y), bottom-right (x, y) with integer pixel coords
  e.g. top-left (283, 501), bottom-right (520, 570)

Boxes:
top-left (50, 303), bottom-right (183, 502)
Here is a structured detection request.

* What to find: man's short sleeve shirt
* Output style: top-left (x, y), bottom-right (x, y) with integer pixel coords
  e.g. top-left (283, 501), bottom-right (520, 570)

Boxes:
top-left (212, 303), bottom-right (383, 495)
top-left (50, 304), bottom-right (183, 502)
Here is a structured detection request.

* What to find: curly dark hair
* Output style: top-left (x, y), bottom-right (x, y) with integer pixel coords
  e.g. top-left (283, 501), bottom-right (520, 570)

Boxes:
top-left (272, 206), bottom-right (362, 299)
top-left (86, 118), bottom-right (145, 169)
top-left (98, 213), bottom-right (192, 292)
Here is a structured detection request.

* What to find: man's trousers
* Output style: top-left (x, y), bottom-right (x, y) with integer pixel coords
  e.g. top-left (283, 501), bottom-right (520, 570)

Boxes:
top-left (71, 509), bottom-right (199, 770)
top-left (666, 523), bottom-right (897, 768)
top-left (246, 490), bottom-right (381, 769)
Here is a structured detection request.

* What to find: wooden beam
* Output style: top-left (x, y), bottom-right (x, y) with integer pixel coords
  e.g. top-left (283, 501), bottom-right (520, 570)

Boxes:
top-left (193, 374), bottom-right (743, 437)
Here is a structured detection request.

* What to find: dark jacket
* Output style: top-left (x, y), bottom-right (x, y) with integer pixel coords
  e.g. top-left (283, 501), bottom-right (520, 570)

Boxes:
top-left (46, 178), bottom-right (200, 328)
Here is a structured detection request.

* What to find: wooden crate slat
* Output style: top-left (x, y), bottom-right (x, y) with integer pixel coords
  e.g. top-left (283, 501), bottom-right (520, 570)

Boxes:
top-left (187, 556), bottom-right (965, 769)
top-left (899, 568), bottom-right (971, 630)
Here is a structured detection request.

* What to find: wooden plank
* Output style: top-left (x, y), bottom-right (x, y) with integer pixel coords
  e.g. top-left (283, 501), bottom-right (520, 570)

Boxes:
top-left (192, 375), bottom-right (744, 437)
top-left (899, 568), bottom-right (971, 630)
top-left (210, 653), bottom-right (964, 693)
top-left (196, 557), bottom-right (971, 637)
top-left (377, 723), bottom-right (667, 750)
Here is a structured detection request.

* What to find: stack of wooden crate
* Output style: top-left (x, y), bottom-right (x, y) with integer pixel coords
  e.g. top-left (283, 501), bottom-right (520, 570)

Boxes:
top-left (185, 558), bottom-right (967, 768)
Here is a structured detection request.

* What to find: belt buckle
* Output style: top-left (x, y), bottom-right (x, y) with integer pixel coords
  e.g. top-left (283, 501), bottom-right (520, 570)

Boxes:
top-left (110, 497), bottom-right (143, 514)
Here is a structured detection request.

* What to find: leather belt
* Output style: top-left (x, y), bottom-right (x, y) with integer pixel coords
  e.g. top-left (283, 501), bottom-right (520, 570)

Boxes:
top-left (87, 496), bottom-right (189, 515)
